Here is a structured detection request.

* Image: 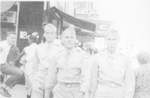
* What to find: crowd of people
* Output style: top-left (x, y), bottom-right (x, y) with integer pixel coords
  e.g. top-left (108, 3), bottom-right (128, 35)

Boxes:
top-left (0, 23), bottom-right (150, 98)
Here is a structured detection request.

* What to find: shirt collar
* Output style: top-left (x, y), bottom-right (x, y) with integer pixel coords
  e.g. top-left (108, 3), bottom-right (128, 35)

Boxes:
top-left (106, 51), bottom-right (118, 59)
top-left (45, 42), bottom-right (55, 47)
top-left (65, 48), bottom-right (76, 55)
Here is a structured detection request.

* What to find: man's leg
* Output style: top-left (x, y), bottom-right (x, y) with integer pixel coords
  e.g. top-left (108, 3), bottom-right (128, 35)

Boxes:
top-left (31, 81), bottom-right (44, 98)
top-left (25, 74), bottom-right (32, 98)
top-left (0, 64), bottom-right (24, 97)
top-left (53, 84), bottom-right (67, 98)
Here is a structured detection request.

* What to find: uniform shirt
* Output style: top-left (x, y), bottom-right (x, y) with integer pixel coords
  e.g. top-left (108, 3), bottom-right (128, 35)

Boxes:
top-left (90, 51), bottom-right (135, 98)
top-left (45, 48), bottom-right (91, 93)
top-left (0, 40), bottom-right (11, 64)
top-left (31, 42), bottom-right (64, 83)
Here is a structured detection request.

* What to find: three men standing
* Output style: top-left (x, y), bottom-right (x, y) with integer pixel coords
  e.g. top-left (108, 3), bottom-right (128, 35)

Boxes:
top-left (30, 27), bottom-right (135, 98)
top-left (0, 25), bottom-right (135, 98)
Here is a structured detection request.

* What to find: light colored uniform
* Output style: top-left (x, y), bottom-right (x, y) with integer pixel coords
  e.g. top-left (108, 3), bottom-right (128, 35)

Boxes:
top-left (45, 48), bottom-right (91, 98)
top-left (22, 43), bottom-right (37, 95)
top-left (0, 40), bottom-right (11, 65)
top-left (31, 42), bottom-right (64, 98)
top-left (85, 54), bottom-right (95, 98)
top-left (90, 51), bottom-right (135, 98)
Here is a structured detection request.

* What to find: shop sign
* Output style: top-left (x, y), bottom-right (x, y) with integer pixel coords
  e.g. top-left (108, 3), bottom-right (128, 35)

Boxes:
top-left (1, 11), bottom-right (16, 23)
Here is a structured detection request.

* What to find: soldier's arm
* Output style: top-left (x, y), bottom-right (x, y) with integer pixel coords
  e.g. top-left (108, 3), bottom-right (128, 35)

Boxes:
top-left (80, 55), bottom-right (92, 94)
top-left (124, 58), bottom-right (135, 98)
top-left (89, 58), bottom-right (99, 98)
top-left (44, 56), bottom-right (58, 98)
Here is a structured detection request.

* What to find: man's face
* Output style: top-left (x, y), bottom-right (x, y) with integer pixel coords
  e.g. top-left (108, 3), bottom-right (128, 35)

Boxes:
top-left (7, 34), bottom-right (16, 45)
top-left (61, 31), bottom-right (76, 49)
top-left (105, 33), bottom-right (119, 51)
top-left (44, 30), bottom-right (56, 42)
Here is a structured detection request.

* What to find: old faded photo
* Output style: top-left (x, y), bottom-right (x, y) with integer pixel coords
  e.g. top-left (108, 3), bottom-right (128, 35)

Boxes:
top-left (1, 0), bottom-right (150, 98)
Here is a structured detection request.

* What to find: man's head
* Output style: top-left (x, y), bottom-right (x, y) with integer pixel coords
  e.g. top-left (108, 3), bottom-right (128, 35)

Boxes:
top-left (43, 23), bottom-right (57, 43)
top-left (61, 26), bottom-right (77, 50)
top-left (28, 32), bottom-right (39, 44)
top-left (136, 51), bottom-right (150, 65)
top-left (6, 31), bottom-right (16, 45)
top-left (28, 35), bottom-right (38, 44)
top-left (105, 29), bottom-right (119, 53)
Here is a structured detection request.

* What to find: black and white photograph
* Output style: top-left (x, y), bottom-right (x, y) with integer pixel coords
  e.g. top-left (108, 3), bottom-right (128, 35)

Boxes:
top-left (0, 0), bottom-right (150, 98)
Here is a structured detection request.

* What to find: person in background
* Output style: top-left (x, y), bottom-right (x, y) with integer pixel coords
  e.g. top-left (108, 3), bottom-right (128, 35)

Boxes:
top-left (134, 51), bottom-right (150, 98)
top-left (0, 31), bottom-right (23, 97)
top-left (44, 26), bottom-right (91, 98)
top-left (30, 23), bottom-right (64, 98)
top-left (89, 29), bottom-right (135, 98)
top-left (16, 33), bottom-right (39, 98)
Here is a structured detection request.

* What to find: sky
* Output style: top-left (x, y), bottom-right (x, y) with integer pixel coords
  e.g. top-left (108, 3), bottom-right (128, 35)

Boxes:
top-left (93, 0), bottom-right (150, 68)
top-left (93, 0), bottom-right (150, 54)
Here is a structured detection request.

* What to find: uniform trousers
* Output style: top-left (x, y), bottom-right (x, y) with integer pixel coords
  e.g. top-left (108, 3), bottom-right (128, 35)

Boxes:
top-left (31, 71), bottom-right (47, 98)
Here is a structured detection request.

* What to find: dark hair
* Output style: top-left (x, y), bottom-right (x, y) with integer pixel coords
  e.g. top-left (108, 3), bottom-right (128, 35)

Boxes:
top-left (28, 35), bottom-right (38, 43)
top-left (6, 31), bottom-right (16, 37)
top-left (136, 51), bottom-right (150, 65)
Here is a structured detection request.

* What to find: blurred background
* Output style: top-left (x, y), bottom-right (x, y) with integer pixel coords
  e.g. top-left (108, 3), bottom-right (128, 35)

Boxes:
top-left (1, 0), bottom-right (150, 68)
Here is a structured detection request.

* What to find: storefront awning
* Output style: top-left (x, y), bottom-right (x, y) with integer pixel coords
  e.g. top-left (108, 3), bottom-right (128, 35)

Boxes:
top-left (49, 7), bottom-right (96, 32)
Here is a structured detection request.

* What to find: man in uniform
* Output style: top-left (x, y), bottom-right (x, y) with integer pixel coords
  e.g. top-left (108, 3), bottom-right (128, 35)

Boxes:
top-left (45, 26), bottom-right (91, 98)
top-left (89, 29), bottom-right (135, 98)
top-left (31, 24), bottom-right (64, 98)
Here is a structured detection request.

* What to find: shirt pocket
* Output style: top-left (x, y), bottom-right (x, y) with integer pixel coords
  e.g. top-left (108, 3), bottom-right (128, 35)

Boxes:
top-left (112, 64), bottom-right (126, 79)
top-left (112, 65), bottom-right (122, 71)
top-left (68, 58), bottom-right (82, 68)
top-left (56, 57), bottom-right (66, 68)
top-left (112, 59), bottom-right (125, 71)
